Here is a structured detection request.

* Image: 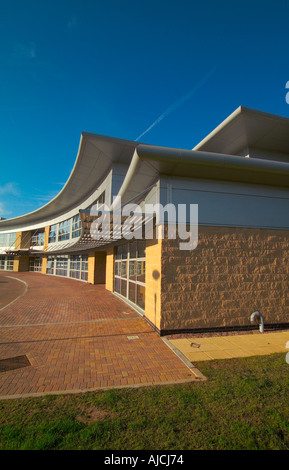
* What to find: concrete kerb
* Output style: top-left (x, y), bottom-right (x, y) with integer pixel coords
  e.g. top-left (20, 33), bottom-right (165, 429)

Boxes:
top-left (162, 337), bottom-right (207, 381)
top-left (0, 378), bottom-right (202, 401)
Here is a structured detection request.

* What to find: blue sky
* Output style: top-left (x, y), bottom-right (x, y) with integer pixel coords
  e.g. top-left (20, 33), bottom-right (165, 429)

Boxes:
top-left (1, 0), bottom-right (289, 219)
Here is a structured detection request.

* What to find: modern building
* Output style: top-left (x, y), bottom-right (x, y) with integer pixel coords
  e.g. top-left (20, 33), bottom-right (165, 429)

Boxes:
top-left (1, 106), bottom-right (289, 334)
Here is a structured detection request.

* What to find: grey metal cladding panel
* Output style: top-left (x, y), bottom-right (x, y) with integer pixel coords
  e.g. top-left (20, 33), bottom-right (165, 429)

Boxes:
top-left (144, 184), bottom-right (159, 206)
top-left (161, 176), bottom-right (289, 198)
top-left (170, 188), bottom-right (289, 229)
top-left (112, 174), bottom-right (127, 199)
top-left (86, 135), bottom-right (136, 163)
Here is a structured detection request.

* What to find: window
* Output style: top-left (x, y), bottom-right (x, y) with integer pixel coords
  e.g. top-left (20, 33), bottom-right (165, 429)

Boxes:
top-left (29, 257), bottom-right (42, 272)
top-left (114, 241), bottom-right (146, 310)
top-left (31, 231), bottom-right (44, 246)
top-left (55, 256), bottom-right (68, 276)
top-left (46, 253), bottom-right (88, 281)
top-left (72, 214), bottom-right (81, 238)
top-left (0, 256), bottom-right (14, 271)
top-left (69, 254), bottom-right (88, 280)
top-left (48, 215), bottom-right (82, 244)
top-left (48, 225), bottom-right (57, 244)
top-left (0, 233), bottom-right (16, 247)
top-left (58, 220), bottom-right (70, 241)
top-left (46, 256), bottom-right (55, 275)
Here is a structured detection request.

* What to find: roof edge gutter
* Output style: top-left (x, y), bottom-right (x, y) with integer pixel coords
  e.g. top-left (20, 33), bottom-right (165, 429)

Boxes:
top-left (136, 144), bottom-right (289, 178)
top-left (111, 144), bottom-right (289, 205)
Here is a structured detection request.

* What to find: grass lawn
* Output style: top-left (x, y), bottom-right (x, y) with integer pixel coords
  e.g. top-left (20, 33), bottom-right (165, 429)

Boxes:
top-left (0, 352), bottom-right (289, 450)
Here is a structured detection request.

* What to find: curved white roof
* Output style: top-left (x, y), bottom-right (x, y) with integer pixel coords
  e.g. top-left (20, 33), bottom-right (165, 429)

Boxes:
top-left (0, 133), bottom-right (138, 230)
top-left (2, 106), bottom-right (289, 233)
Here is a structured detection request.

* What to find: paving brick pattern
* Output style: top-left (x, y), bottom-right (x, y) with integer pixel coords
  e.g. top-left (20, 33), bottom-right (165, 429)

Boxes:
top-left (168, 331), bottom-right (289, 362)
top-left (0, 272), bottom-right (198, 398)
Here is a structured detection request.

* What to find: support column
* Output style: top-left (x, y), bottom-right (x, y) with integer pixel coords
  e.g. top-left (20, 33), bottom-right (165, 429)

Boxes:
top-left (41, 256), bottom-right (47, 274)
top-left (145, 225), bottom-right (162, 332)
top-left (41, 226), bottom-right (50, 275)
top-left (13, 231), bottom-right (32, 272)
top-left (105, 247), bottom-right (114, 292)
top-left (88, 251), bottom-right (106, 284)
top-left (13, 256), bottom-right (29, 272)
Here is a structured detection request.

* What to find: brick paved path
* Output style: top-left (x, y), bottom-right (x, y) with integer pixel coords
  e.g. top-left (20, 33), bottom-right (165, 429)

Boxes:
top-left (0, 272), bottom-right (200, 399)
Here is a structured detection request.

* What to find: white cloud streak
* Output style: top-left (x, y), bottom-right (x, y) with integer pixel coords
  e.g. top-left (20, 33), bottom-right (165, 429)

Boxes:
top-left (135, 66), bottom-right (217, 142)
top-left (0, 182), bottom-right (19, 196)
top-left (0, 202), bottom-right (11, 216)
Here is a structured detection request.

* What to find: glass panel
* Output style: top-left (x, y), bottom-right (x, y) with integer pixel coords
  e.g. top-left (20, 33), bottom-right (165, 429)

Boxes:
top-left (49, 225), bottom-right (57, 244)
top-left (9, 233), bottom-right (16, 247)
top-left (128, 282), bottom-right (136, 303)
top-left (29, 257), bottom-right (42, 272)
top-left (31, 232), bottom-right (45, 246)
top-left (136, 261), bottom-right (145, 283)
top-left (46, 256), bottom-right (55, 274)
top-left (113, 241), bottom-right (146, 310)
top-left (129, 261), bottom-right (136, 280)
top-left (114, 261), bottom-right (121, 277)
top-left (72, 214), bottom-right (81, 238)
top-left (121, 261), bottom-right (127, 277)
top-left (114, 277), bottom-right (121, 293)
top-left (121, 279), bottom-right (127, 297)
top-left (58, 219), bottom-right (71, 241)
top-left (0, 233), bottom-right (16, 247)
top-left (6, 257), bottom-right (14, 271)
top-left (136, 284), bottom-right (145, 310)
top-left (56, 256), bottom-right (68, 276)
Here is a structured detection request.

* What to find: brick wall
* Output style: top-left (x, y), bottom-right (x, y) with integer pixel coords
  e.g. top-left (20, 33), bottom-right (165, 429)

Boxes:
top-left (161, 226), bottom-right (289, 332)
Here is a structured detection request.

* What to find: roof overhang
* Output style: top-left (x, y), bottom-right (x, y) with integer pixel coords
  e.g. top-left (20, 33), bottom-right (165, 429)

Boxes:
top-left (112, 143), bottom-right (289, 208)
top-left (193, 106), bottom-right (289, 156)
top-left (0, 133), bottom-right (138, 230)
top-left (2, 106), bottom-right (289, 234)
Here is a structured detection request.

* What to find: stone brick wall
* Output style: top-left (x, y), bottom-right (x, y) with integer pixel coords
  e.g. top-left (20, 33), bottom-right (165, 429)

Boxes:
top-left (161, 226), bottom-right (289, 332)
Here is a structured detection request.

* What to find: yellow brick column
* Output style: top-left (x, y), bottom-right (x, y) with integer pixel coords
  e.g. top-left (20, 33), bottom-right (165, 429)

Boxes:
top-left (43, 226), bottom-right (50, 251)
top-left (88, 251), bottom-right (96, 284)
top-left (145, 225), bottom-right (162, 332)
top-left (14, 232), bottom-right (22, 250)
top-left (13, 231), bottom-right (31, 272)
top-left (41, 256), bottom-right (48, 274)
top-left (13, 232), bottom-right (21, 272)
top-left (105, 247), bottom-right (114, 291)
top-left (13, 257), bottom-right (20, 272)
top-left (41, 226), bottom-right (50, 275)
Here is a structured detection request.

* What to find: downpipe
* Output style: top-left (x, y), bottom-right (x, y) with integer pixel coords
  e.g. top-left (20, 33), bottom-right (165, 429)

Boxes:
top-left (250, 311), bottom-right (264, 333)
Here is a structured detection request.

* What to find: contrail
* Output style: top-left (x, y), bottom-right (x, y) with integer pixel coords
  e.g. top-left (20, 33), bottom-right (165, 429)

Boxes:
top-left (135, 66), bottom-right (217, 142)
